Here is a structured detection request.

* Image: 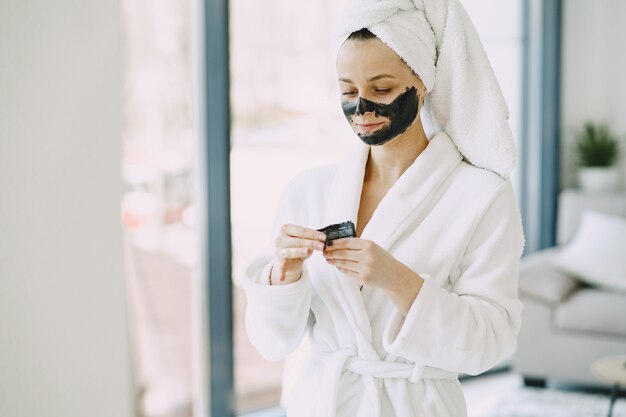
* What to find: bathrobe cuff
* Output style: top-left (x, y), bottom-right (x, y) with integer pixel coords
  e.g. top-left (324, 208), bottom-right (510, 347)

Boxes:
top-left (381, 273), bottom-right (487, 374)
top-left (382, 273), bottom-right (440, 354)
top-left (241, 259), bottom-right (313, 361)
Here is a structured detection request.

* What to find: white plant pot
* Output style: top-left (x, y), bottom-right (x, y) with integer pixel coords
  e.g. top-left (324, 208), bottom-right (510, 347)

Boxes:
top-left (578, 166), bottom-right (621, 192)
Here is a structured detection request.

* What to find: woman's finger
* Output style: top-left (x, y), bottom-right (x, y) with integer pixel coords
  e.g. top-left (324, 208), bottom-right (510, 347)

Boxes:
top-left (275, 262), bottom-right (286, 282)
top-left (273, 261), bottom-right (304, 282)
top-left (324, 248), bottom-right (359, 262)
top-left (326, 258), bottom-right (359, 273)
top-left (278, 235), bottom-right (325, 251)
top-left (282, 224), bottom-right (326, 242)
top-left (336, 266), bottom-right (361, 281)
top-left (277, 247), bottom-right (313, 260)
top-left (324, 237), bottom-right (368, 251)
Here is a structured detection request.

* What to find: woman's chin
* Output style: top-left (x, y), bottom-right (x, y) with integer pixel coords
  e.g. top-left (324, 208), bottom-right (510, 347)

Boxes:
top-left (358, 130), bottom-right (376, 137)
top-left (355, 132), bottom-right (379, 143)
top-left (354, 126), bottom-right (386, 137)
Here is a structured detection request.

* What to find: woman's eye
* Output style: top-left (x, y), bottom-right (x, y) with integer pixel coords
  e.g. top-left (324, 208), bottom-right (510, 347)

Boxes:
top-left (375, 89), bottom-right (391, 94)
top-left (342, 91), bottom-right (357, 96)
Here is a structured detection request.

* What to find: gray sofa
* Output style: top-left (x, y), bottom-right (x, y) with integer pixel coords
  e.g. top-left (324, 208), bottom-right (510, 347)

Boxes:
top-left (513, 189), bottom-right (626, 388)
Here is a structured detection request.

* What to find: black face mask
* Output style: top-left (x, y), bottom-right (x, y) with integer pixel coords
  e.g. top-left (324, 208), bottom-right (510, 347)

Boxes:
top-left (341, 86), bottom-right (420, 146)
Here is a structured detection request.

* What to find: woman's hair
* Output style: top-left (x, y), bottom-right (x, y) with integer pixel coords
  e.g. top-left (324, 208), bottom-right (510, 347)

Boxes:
top-left (346, 27), bottom-right (420, 81)
top-left (347, 28), bottom-right (377, 41)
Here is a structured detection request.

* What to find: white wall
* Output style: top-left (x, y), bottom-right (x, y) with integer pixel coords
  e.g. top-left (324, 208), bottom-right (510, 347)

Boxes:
top-left (561, 0), bottom-right (626, 189)
top-left (0, 0), bottom-right (133, 416)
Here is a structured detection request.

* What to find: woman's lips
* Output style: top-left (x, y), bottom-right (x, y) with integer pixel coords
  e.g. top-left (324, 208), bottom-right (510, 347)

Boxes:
top-left (356, 122), bottom-right (385, 132)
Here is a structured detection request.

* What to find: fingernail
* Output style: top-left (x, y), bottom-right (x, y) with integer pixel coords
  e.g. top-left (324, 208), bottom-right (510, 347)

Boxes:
top-left (315, 243), bottom-right (324, 250)
top-left (318, 233), bottom-right (326, 241)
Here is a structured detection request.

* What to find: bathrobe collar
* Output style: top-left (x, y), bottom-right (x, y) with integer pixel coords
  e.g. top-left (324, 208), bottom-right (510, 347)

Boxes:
top-left (321, 131), bottom-right (463, 357)
top-left (324, 130), bottom-right (463, 250)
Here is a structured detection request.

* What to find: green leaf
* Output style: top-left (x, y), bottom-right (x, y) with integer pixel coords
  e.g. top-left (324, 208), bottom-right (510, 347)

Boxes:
top-left (575, 122), bottom-right (620, 167)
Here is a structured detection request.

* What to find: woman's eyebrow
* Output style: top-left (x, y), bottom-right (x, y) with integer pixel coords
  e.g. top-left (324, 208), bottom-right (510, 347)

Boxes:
top-left (339, 74), bottom-right (397, 83)
top-left (368, 74), bottom-right (396, 82)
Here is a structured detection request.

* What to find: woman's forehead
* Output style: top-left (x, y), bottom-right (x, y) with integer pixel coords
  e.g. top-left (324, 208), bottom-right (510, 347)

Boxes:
top-left (336, 39), bottom-right (412, 82)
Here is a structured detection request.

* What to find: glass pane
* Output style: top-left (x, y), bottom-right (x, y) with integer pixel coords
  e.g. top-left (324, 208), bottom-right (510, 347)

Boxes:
top-left (121, 0), bottom-right (197, 416)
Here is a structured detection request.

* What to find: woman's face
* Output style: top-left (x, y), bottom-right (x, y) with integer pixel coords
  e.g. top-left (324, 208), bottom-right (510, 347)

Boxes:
top-left (336, 37), bottom-right (426, 146)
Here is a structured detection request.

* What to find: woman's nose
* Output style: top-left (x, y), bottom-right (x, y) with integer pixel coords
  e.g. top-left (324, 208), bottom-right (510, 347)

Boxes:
top-left (355, 97), bottom-right (366, 116)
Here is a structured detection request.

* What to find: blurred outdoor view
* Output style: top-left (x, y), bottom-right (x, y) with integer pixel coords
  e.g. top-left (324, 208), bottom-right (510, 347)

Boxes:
top-left (120, 0), bottom-right (523, 415)
top-left (121, 0), bottom-right (197, 416)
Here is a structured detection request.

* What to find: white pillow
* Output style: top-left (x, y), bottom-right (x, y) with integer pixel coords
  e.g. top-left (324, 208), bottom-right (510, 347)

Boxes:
top-left (553, 210), bottom-right (626, 292)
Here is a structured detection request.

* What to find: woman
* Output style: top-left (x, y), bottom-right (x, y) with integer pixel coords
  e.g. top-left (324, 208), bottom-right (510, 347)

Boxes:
top-left (240, 0), bottom-right (525, 416)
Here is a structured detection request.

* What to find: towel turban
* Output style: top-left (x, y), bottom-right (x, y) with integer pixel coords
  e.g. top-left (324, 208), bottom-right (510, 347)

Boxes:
top-left (333, 0), bottom-right (516, 179)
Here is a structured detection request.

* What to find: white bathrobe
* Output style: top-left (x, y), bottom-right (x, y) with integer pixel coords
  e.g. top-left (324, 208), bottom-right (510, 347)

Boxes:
top-left (240, 131), bottom-right (525, 417)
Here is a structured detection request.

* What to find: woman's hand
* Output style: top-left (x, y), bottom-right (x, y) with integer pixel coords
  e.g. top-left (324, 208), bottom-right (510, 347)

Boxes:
top-left (322, 238), bottom-right (398, 288)
top-left (272, 224), bottom-right (327, 285)
top-left (323, 238), bottom-right (424, 315)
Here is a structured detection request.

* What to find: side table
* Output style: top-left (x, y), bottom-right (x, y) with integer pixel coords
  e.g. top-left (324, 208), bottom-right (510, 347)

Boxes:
top-left (591, 354), bottom-right (626, 417)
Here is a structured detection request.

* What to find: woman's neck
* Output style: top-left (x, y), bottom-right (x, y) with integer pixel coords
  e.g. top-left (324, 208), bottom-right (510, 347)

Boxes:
top-left (365, 119), bottom-right (429, 186)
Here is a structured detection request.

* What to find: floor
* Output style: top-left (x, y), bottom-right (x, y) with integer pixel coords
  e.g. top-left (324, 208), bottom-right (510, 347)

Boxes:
top-left (464, 371), bottom-right (626, 417)
top-left (239, 368), bottom-right (626, 417)
top-left (462, 371), bottom-right (525, 416)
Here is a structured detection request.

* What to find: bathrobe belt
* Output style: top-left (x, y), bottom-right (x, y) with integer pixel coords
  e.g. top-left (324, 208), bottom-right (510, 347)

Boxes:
top-left (312, 349), bottom-right (458, 417)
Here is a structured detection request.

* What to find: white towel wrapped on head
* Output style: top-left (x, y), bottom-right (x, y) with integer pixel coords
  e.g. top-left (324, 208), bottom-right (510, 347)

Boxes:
top-left (333, 0), bottom-right (517, 179)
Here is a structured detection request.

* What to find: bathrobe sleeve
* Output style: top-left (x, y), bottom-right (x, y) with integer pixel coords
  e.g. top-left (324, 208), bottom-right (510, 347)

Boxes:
top-left (239, 180), bottom-right (314, 362)
top-left (382, 180), bottom-right (525, 375)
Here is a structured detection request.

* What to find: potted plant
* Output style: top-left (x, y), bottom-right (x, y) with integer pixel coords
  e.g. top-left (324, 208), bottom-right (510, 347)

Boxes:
top-left (576, 122), bottom-right (621, 192)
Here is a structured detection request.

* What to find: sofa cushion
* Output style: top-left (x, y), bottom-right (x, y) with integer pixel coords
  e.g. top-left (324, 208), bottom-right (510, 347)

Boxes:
top-left (519, 248), bottom-right (581, 305)
top-left (556, 189), bottom-right (626, 245)
top-left (554, 288), bottom-right (626, 337)
top-left (553, 210), bottom-right (626, 293)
